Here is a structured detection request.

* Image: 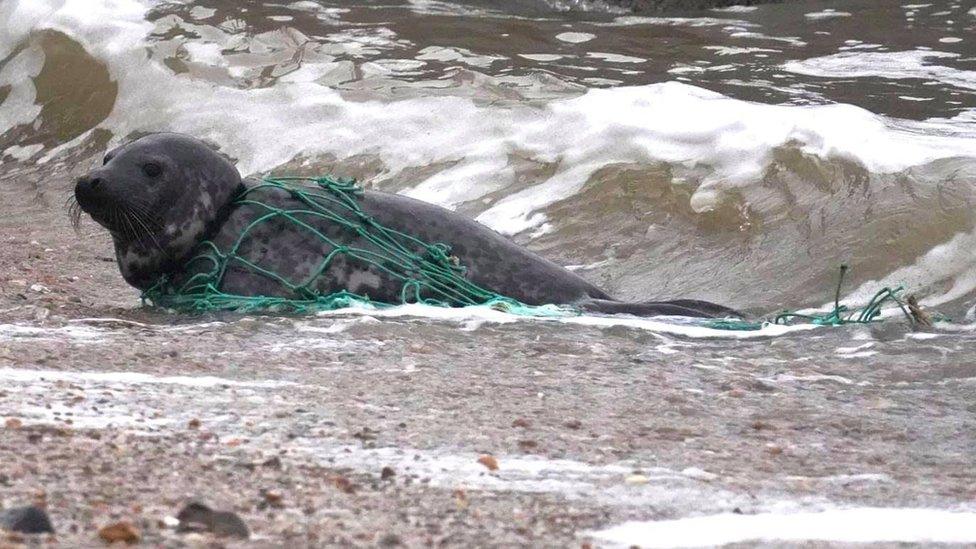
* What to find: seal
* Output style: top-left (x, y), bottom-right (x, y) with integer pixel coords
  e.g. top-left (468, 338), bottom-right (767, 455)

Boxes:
top-left (74, 133), bottom-right (738, 318)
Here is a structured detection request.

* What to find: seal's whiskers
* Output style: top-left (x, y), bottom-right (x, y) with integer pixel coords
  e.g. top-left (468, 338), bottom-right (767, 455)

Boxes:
top-left (127, 205), bottom-right (163, 251)
top-left (65, 193), bottom-right (83, 232)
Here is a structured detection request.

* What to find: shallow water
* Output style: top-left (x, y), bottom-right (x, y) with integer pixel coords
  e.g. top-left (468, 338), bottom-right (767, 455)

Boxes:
top-left (2, 0), bottom-right (976, 545)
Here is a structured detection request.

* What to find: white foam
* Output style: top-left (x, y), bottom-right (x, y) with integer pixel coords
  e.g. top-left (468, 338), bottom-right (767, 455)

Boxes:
top-left (784, 50), bottom-right (976, 91)
top-left (819, 473), bottom-right (892, 484)
top-left (519, 53), bottom-right (565, 62)
top-left (667, 63), bottom-right (736, 76)
top-left (838, 42), bottom-right (883, 51)
top-left (0, 323), bottom-right (110, 342)
top-left (837, 350), bottom-right (878, 358)
top-left (587, 508), bottom-right (976, 547)
top-left (2, 143), bottom-right (44, 161)
top-left (324, 27), bottom-right (411, 57)
top-left (611, 16), bottom-right (752, 28)
top-left (711, 6), bottom-right (758, 12)
top-left (760, 373), bottom-right (855, 385)
top-left (555, 32), bottom-right (595, 44)
top-left (264, 338), bottom-right (356, 353)
top-left (405, 0), bottom-right (505, 18)
top-left (804, 10), bottom-right (852, 20)
top-left (0, 0), bottom-right (149, 61)
top-left (905, 332), bottom-right (942, 340)
top-left (0, 367), bottom-right (293, 388)
top-left (565, 258), bottom-right (613, 271)
top-left (284, 438), bottom-right (745, 509)
top-left (729, 32), bottom-right (807, 47)
top-left (586, 52), bottom-right (646, 63)
top-left (188, 6), bottom-right (215, 20)
top-left (415, 45), bottom-right (504, 68)
top-left (68, 317), bottom-right (158, 328)
top-left (183, 42), bottom-right (227, 66)
top-left (553, 313), bottom-right (813, 339)
top-left (0, 46), bottom-right (44, 134)
top-left (703, 46), bottom-right (779, 56)
top-left (311, 301), bottom-right (814, 339)
top-left (835, 342), bottom-right (874, 354)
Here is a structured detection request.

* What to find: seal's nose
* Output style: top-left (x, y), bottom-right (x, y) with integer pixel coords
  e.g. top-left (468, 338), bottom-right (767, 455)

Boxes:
top-left (74, 174), bottom-right (106, 209)
top-left (77, 175), bottom-right (102, 190)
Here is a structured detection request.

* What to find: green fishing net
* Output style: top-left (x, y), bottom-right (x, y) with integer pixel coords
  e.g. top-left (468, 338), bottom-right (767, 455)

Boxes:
top-left (141, 176), bottom-right (574, 317)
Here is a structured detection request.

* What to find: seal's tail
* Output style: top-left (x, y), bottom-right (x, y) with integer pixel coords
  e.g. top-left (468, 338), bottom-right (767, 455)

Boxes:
top-left (578, 298), bottom-right (741, 319)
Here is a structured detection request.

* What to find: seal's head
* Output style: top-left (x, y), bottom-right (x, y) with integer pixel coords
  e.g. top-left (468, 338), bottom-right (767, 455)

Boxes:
top-left (74, 133), bottom-right (243, 289)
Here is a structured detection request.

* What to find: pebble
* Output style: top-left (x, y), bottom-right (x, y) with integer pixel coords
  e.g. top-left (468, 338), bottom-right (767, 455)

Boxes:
top-left (161, 516), bottom-right (180, 528)
top-left (260, 490), bottom-right (284, 509)
top-left (477, 455), bottom-right (499, 471)
top-left (331, 475), bottom-right (357, 494)
top-left (0, 505), bottom-right (54, 534)
top-left (765, 443), bottom-right (784, 455)
top-left (97, 521), bottom-right (139, 544)
top-left (681, 467), bottom-right (719, 481)
top-left (176, 502), bottom-right (249, 539)
top-left (517, 439), bottom-right (538, 451)
top-left (625, 474), bottom-right (649, 485)
top-left (29, 284), bottom-right (49, 294)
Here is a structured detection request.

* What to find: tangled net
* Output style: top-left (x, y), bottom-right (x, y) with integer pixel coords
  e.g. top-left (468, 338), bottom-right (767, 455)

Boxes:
top-left (141, 176), bottom-right (573, 316)
top-left (707, 265), bottom-right (927, 331)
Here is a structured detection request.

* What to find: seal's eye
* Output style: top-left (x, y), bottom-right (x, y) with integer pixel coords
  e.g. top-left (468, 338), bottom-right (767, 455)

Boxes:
top-left (102, 155), bottom-right (112, 165)
top-left (143, 162), bottom-right (163, 178)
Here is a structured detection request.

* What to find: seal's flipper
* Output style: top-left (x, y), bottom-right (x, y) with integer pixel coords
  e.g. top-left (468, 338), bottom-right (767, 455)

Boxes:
top-left (578, 298), bottom-right (741, 319)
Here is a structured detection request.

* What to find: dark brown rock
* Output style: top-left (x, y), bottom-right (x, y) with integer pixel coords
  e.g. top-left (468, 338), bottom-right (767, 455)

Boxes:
top-left (97, 521), bottom-right (139, 544)
top-left (176, 502), bottom-right (249, 539)
top-left (0, 506), bottom-right (54, 534)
